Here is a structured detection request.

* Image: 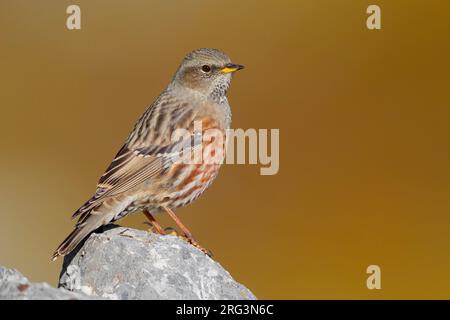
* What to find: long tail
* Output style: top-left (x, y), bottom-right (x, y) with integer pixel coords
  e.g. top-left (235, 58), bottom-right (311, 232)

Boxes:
top-left (52, 194), bottom-right (130, 260)
top-left (52, 206), bottom-right (108, 261)
top-left (51, 223), bottom-right (96, 261)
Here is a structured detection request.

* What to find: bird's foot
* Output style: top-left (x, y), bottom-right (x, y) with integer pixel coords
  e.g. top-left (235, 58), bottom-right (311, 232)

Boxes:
top-left (188, 239), bottom-right (213, 257)
top-left (144, 222), bottom-right (166, 235)
top-left (163, 227), bottom-right (178, 236)
top-left (164, 227), bottom-right (213, 257)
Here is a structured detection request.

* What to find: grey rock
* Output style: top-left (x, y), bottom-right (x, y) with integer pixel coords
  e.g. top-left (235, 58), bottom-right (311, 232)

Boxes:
top-left (0, 267), bottom-right (96, 300)
top-left (59, 225), bottom-right (256, 300)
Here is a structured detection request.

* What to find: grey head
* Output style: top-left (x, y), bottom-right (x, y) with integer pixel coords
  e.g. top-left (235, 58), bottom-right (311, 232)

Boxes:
top-left (170, 48), bottom-right (244, 102)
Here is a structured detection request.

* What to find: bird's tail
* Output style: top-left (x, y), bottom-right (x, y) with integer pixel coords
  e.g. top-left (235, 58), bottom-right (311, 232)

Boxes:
top-left (51, 211), bottom-right (105, 261)
top-left (51, 225), bottom-right (92, 261)
top-left (52, 194), bottom-right (130, 260)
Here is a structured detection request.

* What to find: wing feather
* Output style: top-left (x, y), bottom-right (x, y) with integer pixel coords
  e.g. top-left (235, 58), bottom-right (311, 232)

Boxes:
top-left (71, 90), bottom-right (215, 220)
top-left (71, 129), bottom-right (201, 219)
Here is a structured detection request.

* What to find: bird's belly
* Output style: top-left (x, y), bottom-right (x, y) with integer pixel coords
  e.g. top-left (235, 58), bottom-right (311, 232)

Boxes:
top-left (132, 129), bottom-right (226, 212)
top-left (123, 162), bottom-right (221, 216)
top-left (164, 162), bottom-right (221, 208)
top-left (163, 134), bottom-right (226, 208)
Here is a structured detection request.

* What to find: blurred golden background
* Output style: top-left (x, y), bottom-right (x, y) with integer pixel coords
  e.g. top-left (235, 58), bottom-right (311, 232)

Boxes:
top-left (1, 0), bottom-right (449, 299)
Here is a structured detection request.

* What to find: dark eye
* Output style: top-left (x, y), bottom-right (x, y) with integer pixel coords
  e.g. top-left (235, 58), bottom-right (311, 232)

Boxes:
top-left (201, 65), bottom-right (211, 73)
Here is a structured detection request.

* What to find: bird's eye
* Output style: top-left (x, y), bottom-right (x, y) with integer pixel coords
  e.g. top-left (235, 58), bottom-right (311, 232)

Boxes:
top-left (201, 65), bottom-right (211, 73)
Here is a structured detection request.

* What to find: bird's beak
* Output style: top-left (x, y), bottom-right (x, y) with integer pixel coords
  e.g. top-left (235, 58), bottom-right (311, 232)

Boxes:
top-left (221, 63), bottom-right (245, 73)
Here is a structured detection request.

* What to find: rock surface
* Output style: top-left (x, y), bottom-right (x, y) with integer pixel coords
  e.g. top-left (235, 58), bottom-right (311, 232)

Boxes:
top-left (58, 225), bottom-right (256, 300)
top-left (0, 267), bottom-right (95, 300)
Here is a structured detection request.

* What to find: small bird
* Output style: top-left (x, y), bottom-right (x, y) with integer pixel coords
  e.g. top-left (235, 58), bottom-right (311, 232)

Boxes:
top-left (52, 48), bottom-right (244, 260)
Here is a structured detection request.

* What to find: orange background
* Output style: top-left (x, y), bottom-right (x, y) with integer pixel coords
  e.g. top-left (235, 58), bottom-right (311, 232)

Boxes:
top-left (1, 0), bottom-right (449, 299)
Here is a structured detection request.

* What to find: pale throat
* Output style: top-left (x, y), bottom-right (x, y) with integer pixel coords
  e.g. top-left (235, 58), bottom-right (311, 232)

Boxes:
top-left (209, 77), bottom-right (231, 104)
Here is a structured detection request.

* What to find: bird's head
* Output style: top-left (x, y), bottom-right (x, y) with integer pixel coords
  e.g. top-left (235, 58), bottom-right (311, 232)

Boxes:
top-left (172, 48), bottom-right (244, 101)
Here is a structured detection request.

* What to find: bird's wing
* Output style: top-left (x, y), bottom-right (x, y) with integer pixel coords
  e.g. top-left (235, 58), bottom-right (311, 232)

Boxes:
top-left (100, 133), bottom-right (202, 195)
top-left (71, 91), bottom-right (209, 220)
top-left (72, 130), bottom-right (202, 220)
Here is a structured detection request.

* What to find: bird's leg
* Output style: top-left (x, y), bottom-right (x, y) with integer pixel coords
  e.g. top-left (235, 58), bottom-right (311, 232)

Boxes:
top-left (163, 206), bottom-right (213, 257)
top-left (143, 209), bottom-right (166, 235)
top-left (164, 207), bottom-right (194, 239)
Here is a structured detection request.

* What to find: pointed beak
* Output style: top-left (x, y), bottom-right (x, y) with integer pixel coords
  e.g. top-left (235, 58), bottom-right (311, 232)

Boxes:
top-left (220, 63), bottom-right (245, 73)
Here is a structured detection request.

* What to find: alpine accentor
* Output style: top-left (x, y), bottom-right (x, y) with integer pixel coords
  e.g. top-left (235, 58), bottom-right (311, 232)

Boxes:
top-left (52, 48), bottom-right (244, 260)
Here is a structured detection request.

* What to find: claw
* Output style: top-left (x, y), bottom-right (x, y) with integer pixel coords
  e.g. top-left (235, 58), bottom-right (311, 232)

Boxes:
top-left (144, 222), bottom-right (161, 235)
top-left (163, 226), bottom-right (212, 257)
top-left (164, 227), bottom-right (178, 236)
top-left (185, 237), bottom-right (213, 257)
